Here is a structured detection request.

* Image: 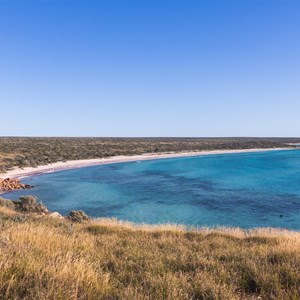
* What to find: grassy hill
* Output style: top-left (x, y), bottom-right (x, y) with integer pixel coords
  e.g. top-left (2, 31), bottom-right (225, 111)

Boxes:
top-left (0, 199), bottom-right (299, 299)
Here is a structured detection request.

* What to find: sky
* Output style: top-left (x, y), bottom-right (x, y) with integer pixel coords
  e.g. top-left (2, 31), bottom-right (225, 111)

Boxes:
top-left (0, 0), bottom-right (299, 137)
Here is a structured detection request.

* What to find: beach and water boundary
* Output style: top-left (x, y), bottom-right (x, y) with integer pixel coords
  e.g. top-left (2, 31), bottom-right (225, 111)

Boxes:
top-left (0, 147), bottom-right (294, 181)
top-left (2, 146), bottom-right (300, 230)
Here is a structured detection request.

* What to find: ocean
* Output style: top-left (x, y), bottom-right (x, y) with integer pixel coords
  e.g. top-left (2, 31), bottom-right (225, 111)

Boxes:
top-left (3, 149), bottom-right (300, 229)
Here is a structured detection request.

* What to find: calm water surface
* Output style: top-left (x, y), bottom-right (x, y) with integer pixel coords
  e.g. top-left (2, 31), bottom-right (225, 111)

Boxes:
top-left (4, 150), bottom-right (300, 229)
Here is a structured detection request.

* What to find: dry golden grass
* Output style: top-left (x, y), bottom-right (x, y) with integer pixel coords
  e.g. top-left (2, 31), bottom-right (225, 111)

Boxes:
top-left (0, 208), bottom-right (300, 299)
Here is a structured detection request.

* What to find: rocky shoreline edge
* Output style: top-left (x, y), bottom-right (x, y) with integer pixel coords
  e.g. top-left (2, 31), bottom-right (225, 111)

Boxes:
top-left (0, 178), bottom-right (33, 194)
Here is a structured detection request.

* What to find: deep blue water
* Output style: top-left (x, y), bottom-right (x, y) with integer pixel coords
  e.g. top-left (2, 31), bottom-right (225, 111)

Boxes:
top-left (3, 150), bottom-right (300, 229)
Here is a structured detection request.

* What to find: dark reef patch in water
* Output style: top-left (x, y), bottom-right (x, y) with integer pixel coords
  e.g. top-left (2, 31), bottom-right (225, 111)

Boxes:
top-left (3, 149), bottom-right (300, 229)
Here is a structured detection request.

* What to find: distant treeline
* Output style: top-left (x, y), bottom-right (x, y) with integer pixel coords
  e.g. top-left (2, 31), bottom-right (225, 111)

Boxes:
top-left (0, 137), bottom-right (299, 173)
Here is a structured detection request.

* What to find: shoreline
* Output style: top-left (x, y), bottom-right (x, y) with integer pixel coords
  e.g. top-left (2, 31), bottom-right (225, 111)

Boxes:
top-left (0, 147), bottom-right (294, 182)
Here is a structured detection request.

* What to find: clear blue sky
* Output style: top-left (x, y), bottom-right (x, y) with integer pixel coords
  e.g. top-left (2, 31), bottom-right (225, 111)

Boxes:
top-left (1, 0), bottom-right (299, 137)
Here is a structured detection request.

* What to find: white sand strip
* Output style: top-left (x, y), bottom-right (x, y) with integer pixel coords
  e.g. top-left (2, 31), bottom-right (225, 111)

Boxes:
top-left (0, 147), bottom-right (294, 180)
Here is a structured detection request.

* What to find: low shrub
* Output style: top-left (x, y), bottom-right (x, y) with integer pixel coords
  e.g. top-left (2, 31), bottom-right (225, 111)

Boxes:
top-left (0, 197), bottom-right (16, 210)
top-left (13, 195), bottom-right (48, 214)
top-left (68, 210), bottom-right (90, 223)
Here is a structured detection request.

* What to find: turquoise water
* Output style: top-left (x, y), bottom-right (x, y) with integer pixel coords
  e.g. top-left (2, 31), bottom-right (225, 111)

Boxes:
top-left (3, 150), bottom-right (300, 229)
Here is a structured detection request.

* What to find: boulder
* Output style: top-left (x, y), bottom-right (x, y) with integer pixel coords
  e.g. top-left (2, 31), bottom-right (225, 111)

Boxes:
top-left (49, 212), bottom-right (64, 219)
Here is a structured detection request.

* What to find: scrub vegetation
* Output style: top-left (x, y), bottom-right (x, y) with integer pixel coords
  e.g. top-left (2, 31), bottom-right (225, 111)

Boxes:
top-left (0, 198), bottom-right (300, 299)
top-left (1, 138), bottom-right (300, 299)
top-left (0, 136), bottom-right (299, 173)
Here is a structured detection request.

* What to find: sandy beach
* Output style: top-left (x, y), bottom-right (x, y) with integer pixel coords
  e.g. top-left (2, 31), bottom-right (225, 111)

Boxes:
top-left (0, 147), bottom-right (294, 180)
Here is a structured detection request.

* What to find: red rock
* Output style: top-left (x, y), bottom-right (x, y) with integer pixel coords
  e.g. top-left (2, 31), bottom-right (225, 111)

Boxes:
top-left (0, 178), bottom-right (33, 192)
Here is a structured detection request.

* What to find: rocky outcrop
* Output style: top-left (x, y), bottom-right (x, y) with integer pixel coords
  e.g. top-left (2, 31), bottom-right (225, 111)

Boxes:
top-left (0, 178), bottom-right (33, 193)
